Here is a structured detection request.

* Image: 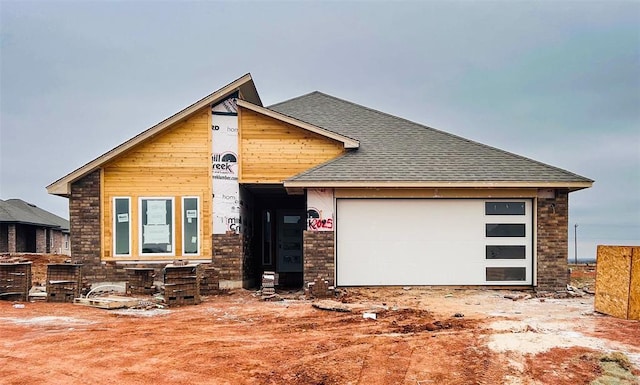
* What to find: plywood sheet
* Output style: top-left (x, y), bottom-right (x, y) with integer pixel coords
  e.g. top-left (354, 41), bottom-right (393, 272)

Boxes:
top-left (594, 245), bottom-right (632, 319)
top-left (74, 296), bottom-right (139, 309)
top-left (628, 247), bottom-right (640, 320)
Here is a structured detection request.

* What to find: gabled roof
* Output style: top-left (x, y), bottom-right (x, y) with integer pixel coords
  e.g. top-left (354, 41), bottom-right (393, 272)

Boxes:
top-left (47, 73), bottom-right (261, 196)
top-left (0, 199), bottom-right (69, 231)
top-left (237, 100), bottom-right (359, 149)
top-left (269, 92), bottom-right (593, 191)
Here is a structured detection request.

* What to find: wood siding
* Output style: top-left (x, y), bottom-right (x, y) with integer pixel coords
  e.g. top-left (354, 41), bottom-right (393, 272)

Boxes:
top-left (102, 109), bottom-right (211, 260)
top-left (239, 108), bottom-right (344, 183)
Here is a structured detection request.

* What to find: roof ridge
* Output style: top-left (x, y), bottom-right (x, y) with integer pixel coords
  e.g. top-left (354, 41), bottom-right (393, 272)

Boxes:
top-left (291, 91), bottom-right (593, 183)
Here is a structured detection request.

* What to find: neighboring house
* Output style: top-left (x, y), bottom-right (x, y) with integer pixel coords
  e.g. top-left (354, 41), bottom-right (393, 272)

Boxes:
top-left (0, 199), bottom-right (71, 255)
top-left (47, 74), bottom-right (592, 291)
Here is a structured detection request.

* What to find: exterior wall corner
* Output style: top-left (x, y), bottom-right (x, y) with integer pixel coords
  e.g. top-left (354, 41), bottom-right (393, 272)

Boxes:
top-left (536, 189), bottom-right (569, 292)
top-left (303, 230), bottom-right (335, 288)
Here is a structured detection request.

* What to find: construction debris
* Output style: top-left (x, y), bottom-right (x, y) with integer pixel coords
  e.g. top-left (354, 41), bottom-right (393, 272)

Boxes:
top-left (163, 263), bottom-right (201, 307)
top-left (200, 264), bottom-right (221, 295)
top-left (0, 261), bottom-right (32, 302)
top-left (260, 271), bottom-right (277, 298)
top-left (125, 268), bottom-right (155, 295)
top-left (305, 277), bottom-right (335, 298)
top-left (46, 263), bottom-right (82, 303)
top-left (312, 300), bottom-right (352, 312)
top-left (74, 296), bottom-right (140, 309)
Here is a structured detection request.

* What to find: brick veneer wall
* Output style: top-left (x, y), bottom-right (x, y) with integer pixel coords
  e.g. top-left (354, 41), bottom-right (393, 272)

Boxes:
top-left (212, 232), bottom-right (244, 287)
top-left (70, 170), bottom-right (114, 280)
top-left (36, 228), bottom-right (46, 253)
top-left (0, 224), bottom-right (9, 252)
top-left (303, 231), bottom-right (335, 288)
top-left (536, 189), bottom-right (569, 291)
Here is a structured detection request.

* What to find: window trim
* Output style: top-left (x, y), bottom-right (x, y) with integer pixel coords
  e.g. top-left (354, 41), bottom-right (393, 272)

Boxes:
top-left (181, 196), bottom-right (200, 256)
top-left (138, 197), bottom-right (175, 257)
top-left (113, 196), bottom-right (131, 257)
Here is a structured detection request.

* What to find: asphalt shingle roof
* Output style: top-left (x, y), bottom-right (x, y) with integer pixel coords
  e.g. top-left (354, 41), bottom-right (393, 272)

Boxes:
top-left (268, 92), bottom-right (592, 184)
top-left (0, 199), bottom-right (69, 231)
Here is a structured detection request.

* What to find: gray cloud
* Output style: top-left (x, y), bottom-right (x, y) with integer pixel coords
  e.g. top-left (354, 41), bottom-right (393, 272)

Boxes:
top-left (1, 1), bottom-right (638, 260)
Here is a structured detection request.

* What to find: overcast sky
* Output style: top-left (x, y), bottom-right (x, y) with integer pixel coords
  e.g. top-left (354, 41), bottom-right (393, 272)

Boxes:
top-left (1, 1), bottom-right (638, 260)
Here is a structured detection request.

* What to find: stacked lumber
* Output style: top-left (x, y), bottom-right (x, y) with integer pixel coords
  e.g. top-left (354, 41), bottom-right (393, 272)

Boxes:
top-left (163, 264), bottom-right (200, 306)
top-left (0, 262), bottom-right (32, 301)
top-left (46, 264), bottom-right (82, 303)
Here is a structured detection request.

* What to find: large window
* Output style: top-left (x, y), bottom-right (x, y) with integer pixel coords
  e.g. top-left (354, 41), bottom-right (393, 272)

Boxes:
top-left (486, 223), bottom-right (526, 237)
top-left (139, 197), bottom-right (174, 255)
top-left (182, 197), bottom-right (200, 255)
top-left (113, 197), bottom-right (131, 256)
top-left (486, 245), bottom-right (526, 259)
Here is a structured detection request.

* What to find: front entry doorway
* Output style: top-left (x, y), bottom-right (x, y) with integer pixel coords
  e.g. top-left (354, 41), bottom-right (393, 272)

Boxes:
top-left (276, 210), bottom-right (304, 274)
top-left (244, 185), bottom-right (305, 288)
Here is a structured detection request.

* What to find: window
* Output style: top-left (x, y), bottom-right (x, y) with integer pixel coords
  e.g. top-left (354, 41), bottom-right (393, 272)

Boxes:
top-left (64, 234), bottom-right (69, 250)
top-left (139, 198), bottom-right (174, 255)
top-left (486, 245), bottom-right (526, 259)
top-left (182, 197), bottom-right (200, 255)
top-left (486, 267), bottom-right (526, 281)
top-left (113, 197), bottom-right (131, 256)
top-left (485, 202), bottom-right (525, 215)
top-left (262, 210), bottom-right (272, 265)
top-left (486, 224), bottom-right (526, 237)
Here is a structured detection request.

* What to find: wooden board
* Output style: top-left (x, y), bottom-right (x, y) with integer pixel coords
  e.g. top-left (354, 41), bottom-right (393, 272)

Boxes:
top-left (239, 108), bottom-right (344, 183)
top-left (101, 109), bottom-right (212, 260)
top-left (594, 245), bottom-right (633, 319)
top-left (74, 296), bottom-right (140, 309)
top-left (629, 248), bottom-right (640, 320)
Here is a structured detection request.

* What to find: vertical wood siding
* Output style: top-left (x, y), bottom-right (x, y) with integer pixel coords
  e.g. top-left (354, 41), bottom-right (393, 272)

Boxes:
top-left (102, 109), bottom-right (211, 260)
top-left (239, 108), bottom-right (344, 183)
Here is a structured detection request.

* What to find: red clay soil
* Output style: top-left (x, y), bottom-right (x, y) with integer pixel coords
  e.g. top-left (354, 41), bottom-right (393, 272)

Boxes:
top-left (2, 290), bottom-right (638, 385)
top-left (524, 347), bottom-right (603, 385)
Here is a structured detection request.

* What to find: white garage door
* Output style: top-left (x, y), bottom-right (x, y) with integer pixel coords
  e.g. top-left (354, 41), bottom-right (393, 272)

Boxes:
top-left (336, 199), bottom-right (532, 286)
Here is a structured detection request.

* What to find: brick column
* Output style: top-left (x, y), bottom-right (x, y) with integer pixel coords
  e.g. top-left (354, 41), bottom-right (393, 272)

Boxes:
top-left (303, 231), bottom-right (335, 288)
top-left (70, 170), bottom-right (105, 280)
top-left (212, 232), bottom-right (244, 288)
top-left (7, 224), bottom-right (16, 253)
top-left (536, 189), bottom-right (569, 292)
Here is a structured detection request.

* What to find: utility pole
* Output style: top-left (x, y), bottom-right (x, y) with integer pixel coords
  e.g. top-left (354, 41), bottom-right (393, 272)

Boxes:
top-left (574, 223), bottom-right (578, 265)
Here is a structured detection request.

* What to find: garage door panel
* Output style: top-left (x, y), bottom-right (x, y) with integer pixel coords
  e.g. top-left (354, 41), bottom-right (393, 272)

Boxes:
top-left (336, 199), bottom-right (532, 286)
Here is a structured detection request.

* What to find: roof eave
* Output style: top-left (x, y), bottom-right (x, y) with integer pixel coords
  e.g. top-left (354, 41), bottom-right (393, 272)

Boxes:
top-left (47, 73), bottom-right (260, 197)
top-left (283, 180), bottom-right (594, 191)
top-left (237, 100), bottom-right (360, 149)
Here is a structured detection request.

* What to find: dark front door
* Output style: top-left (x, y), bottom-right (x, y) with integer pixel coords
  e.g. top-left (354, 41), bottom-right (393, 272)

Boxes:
top-left (276, 210), bottom-right (304, 273)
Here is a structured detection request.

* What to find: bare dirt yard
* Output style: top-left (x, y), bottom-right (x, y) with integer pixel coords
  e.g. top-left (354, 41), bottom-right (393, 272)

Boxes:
top-left (1, 267), bottom-right (638, 385)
